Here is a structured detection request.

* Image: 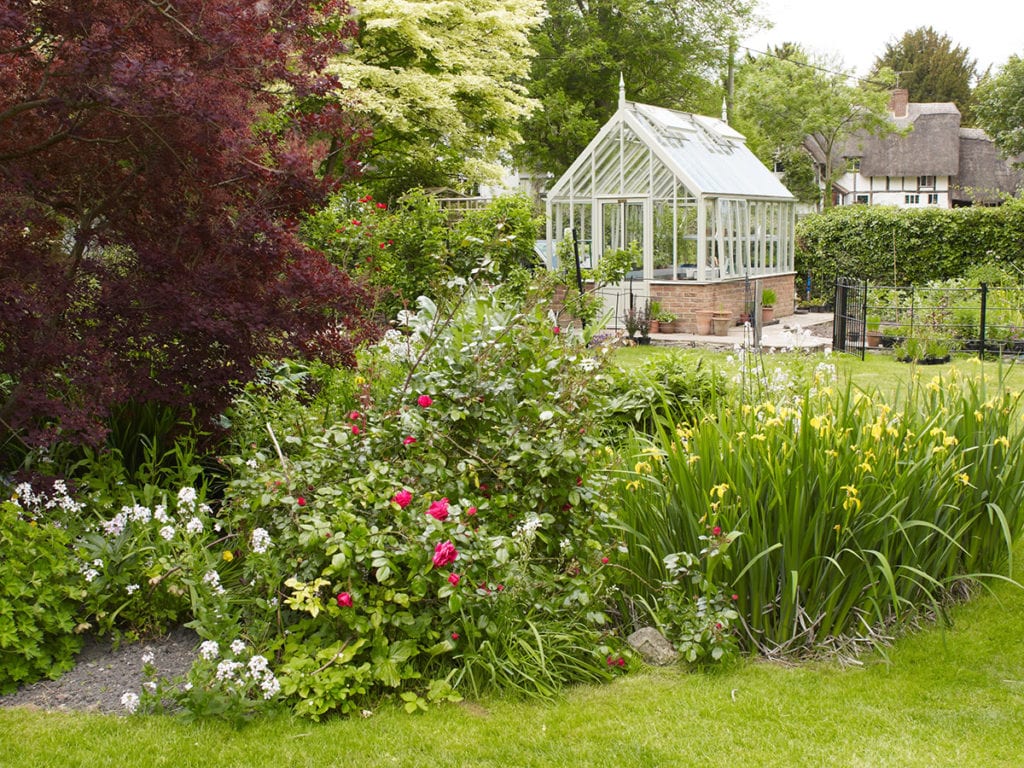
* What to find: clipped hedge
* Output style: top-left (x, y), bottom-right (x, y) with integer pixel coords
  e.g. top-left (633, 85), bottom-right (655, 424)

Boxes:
top-left (796, 198), bottom-right (1024, 292)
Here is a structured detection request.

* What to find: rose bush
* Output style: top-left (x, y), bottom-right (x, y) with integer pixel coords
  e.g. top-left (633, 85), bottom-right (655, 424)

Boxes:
top-left (210, 288), bottom-right (625, 717)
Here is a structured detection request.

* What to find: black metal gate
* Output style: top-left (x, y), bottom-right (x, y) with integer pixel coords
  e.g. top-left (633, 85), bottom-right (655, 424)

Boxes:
top-left (833, 278), bottom-right (867, 358)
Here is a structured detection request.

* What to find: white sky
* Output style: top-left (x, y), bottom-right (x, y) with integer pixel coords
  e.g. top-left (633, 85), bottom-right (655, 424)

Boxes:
top-left (742, 0), bottom-right (1023, 80)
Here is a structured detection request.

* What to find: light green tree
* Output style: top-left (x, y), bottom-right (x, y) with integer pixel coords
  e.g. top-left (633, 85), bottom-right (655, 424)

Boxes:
top-left (328, 0), bottom-right (546, 198)
top-left (974, 56), bottom-right (1024, 165)
top-left (732, 47), bottom-right (895, 207)
top-left (516, 0), bottom-right (758, 179)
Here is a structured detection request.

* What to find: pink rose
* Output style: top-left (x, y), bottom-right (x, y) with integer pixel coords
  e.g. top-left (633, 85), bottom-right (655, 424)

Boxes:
top-left (432, 540), bottom-right (458, 568)
top-left (417, 394), bottom-right (433, 408)
top-left (337, 592), bottom-right (353, 608)
top-left (601, 556), bottom-right (609, 564)
top-left (466, 506), bottom-right (477, 516)
top-left (448, 572), bottom-right (461, 585)
top-left (296, 496), bottom-right (306, 507)
top-left (712, 526), bottom-right (722, 536)
top-left (451, 632), bottom-right (460, 640)
top-left (403, 436), bottom-right (417, 445)
top-left (426, 498), bottom-right (450, 521)
top-left (348, 411), bottom-right (361, 420)
top-left (553, 326), bottom-right (560, 335)
top-left (351, 425), bottom-right (360, 435)
top-left (393, 489), bottom-right (412, 509)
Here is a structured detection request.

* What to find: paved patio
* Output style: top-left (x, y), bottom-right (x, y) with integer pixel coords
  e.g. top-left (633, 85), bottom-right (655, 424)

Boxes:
top-left (647, 312), bottom-right (833, 351)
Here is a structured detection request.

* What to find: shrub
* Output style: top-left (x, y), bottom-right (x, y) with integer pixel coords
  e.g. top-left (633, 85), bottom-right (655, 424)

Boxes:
top-left (0, 483), bottom-right (87, 692)
top-left (207, 289), bottom-right (624, 717)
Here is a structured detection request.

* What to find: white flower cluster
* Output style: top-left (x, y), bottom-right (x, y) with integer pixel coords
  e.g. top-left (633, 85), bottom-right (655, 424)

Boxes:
top-left (202, 570), bottom-right (225, 595)
top-left (198, 640), bottom-right (220, 660)
top-left (513, 515), bottom-right (543, 539)
top-left (373, 327), bottom-right (422, 363)
top-left (250, 527), bottom-right (272, 554)
top-left (120, 691), bottom-right (140, 713)
top-left (81, 558), bottom-right (104, 583)
top-left (185, 516), bottom-right (204, 535)
top-left (196, 639), bottom-right (280, 700)
top-left (11, 480), bottom-right (82, 516)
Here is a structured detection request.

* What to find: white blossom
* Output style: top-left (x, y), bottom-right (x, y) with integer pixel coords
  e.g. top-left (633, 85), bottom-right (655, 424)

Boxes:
top-left (141, 650), bottom-right (155, 665)
top-left (120, 691), bottom-right (140, 713)
top-left (159, 525), bottom-right (175, 541)
top-left (177, 486), bottom-right (198, 511)
top-left (198, 640), bottom-right (219, 660)
top-left (230, 639), bottom-right (246, 656)
top-left (250, 527), bottom-right (272, 554)
top-left (185, 516), bottom-right (204, 535)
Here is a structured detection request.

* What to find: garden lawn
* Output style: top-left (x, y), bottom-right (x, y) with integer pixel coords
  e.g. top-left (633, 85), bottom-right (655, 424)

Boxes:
top-left (2, 565), bottom-right (1022, 768)
top-left (613, 345), bottom-right (1024, 402)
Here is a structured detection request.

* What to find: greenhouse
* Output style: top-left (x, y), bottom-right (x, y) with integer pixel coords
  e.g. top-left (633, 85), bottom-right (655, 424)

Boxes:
top-left (545, 80), bottom-right (798, 332)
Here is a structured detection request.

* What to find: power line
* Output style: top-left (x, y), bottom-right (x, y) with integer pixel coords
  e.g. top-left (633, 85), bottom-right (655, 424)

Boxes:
top-left (738, 44), bottom-right (894, 88)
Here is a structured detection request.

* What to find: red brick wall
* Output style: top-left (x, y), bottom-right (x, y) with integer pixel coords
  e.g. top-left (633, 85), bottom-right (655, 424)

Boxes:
top-left (650, 275), bottom-right (795, 333)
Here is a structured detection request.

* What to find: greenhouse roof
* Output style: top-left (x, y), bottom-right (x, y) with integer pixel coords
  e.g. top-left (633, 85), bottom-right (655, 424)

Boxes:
top-left (548, 98), bottom-right (795, 201)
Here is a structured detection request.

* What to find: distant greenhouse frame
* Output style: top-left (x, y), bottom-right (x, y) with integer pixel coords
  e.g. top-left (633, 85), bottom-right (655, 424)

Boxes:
top-left (544, 81), bottom-right (798, 331)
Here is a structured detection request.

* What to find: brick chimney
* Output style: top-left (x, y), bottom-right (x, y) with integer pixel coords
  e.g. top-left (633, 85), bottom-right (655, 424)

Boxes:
top-left (889, 88), bottom-right (909, 118)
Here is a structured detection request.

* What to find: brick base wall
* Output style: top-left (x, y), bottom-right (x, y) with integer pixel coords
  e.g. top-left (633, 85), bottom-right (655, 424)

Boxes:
top-left (649, 275), bottom-right (796, 333)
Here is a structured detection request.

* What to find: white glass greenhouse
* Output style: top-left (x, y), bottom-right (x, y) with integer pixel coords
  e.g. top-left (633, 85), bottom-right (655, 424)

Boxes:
top-left (545, 82), bottom-right (797, 331)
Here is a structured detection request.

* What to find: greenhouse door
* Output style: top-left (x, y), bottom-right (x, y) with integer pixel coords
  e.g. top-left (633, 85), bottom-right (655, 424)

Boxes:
top-left (599, 199), bottom-right (647, 328)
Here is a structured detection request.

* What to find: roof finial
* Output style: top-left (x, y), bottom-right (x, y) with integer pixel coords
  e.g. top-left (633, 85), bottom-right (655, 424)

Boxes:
top-left (619, 72), bottom-right (625, 109)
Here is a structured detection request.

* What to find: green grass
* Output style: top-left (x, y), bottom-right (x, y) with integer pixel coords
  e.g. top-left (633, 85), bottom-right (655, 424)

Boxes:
top-left (2, 568), bottom-right (1022, 767)
top-left (613, 345), bottom-right (1024, 402)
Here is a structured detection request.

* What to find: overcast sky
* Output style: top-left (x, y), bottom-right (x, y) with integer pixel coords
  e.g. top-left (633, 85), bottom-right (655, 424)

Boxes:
top-left (741, 0), bottom-right (1023, 80)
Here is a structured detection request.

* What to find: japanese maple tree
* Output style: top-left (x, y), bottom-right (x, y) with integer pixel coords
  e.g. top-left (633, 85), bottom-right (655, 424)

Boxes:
top-left (0, 0), bottom-right (375, 448)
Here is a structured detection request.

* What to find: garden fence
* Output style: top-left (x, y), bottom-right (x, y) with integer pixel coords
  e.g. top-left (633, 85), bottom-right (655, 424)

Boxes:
top-left (834, 278), bottom-right (1024, 360)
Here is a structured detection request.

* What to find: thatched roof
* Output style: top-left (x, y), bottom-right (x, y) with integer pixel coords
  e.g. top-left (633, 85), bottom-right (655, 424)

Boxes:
top-left (951, 129), bottom-right (1024, 204)
top-left (856, 103), bottom-right (961, 177)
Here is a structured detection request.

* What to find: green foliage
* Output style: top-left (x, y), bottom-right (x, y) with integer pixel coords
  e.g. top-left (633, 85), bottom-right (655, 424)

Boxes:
top-left (869, 26), bottom-right (977, 118)
top-left (974, 55), bottom-right (1024, 162)
top-left (0, 487), bottom-right (86, 693)
top-left (733, 47), bottom-right (895, 206)
top-left (598, 354), bottom-right (726, 435)
top-left (208, 289), bottom-right (621, 717)
top-left (796, 200), bottom-right (1024, 291)
top-left (449, 194), bottom-right (543, 295)
top-left (301, 187), bottom-right (452, 316)
top-left (517, 0), bottom-right (755, 177)
top-left (329, 0), bottom-right (546, 195)
top-left (614, 363), bottom-right (1024, 654)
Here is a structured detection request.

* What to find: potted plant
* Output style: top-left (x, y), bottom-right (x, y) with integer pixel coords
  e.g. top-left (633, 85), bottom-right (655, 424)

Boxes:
top-left (637, 300), bottom-right (653, 344)
top-left (761, 288), bottom-right (777, 324)
top-left (655, 305), bottom-right (677, 333)
top-left (623, 306), bottom-right (641, 341)
top-left (695, 309), bottom-right (715, 335)
top-left (648, 300), bottom-right (663, 334)
top-left (866, 315), bottom-right (882, 347)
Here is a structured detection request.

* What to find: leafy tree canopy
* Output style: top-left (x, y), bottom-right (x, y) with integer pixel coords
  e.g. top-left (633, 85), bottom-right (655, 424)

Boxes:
top-left (516, 0), bottom-right (758, 180)
top-left (328, 0), bottom-right (546, 199)
top-left (0, 0), bottom-right (377, 448)
top-left (974, 56), bottom-right (1024, 164)
top-left (870, 26), bottom-right (977, 121)
top-left (733, 46), bottom-right (895, 207)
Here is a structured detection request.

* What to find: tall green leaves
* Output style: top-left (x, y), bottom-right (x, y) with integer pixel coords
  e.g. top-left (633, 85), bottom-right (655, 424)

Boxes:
top-left (615, 363), bottom-right (1024, 654)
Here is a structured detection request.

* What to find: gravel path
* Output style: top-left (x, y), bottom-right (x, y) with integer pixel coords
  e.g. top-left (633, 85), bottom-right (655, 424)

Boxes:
top-left (0, 627), bottom-right (198, 715)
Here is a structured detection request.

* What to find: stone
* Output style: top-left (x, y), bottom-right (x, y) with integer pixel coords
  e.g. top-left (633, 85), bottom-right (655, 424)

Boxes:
top-left (626, 626), bottom-right (678, 666)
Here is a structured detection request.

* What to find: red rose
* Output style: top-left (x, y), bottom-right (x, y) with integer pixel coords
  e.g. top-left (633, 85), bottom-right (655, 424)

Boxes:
top-left (403, 436), bottom-right (417, 445)
top-left (451, 632), bottom-right (460, 640)
top-left (351, 425), bottom-right (360, 435)
top-left (337, 592), bottom-right (353, 608)
top-left (417, 394), bottom-right (433, 408)
top-left (553, 326), bottom-right (560, 335)
top-left (448, 572), bottom-right (461, 585)
top-left (712, 526), bottom-right (722, 536)
top-left (432, 540), bottom-right (458, 568)
top-left (426, 498), bottom-right (450, 521)
top-left (348, 411), bottom-right (360, 420)
top-left (393, 489), bottom-right (413, 508)
top-left (601, 556), bottom-right (609, 564)
top-left (296, 496), bottom-right (306, 506)
top-left (466, 506), bottom-right (477, 516)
